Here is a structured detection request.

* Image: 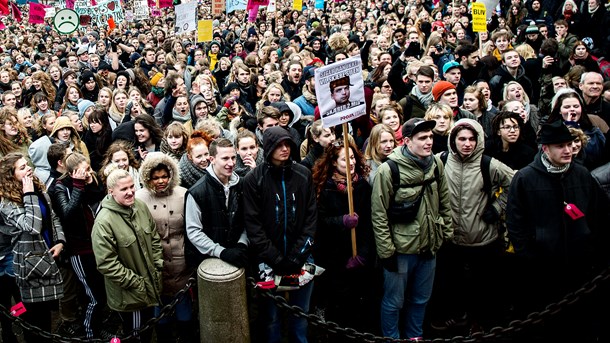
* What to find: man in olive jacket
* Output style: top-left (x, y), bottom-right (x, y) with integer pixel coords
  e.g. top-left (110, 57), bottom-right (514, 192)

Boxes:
top-left (92, 169), bottom-right (163, 343)
top-left (371, 118), bottom-right (453, 340)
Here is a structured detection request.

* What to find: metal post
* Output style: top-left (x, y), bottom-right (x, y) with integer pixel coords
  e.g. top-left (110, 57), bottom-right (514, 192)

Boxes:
top-left (197, 258), bottom-right (250, 343)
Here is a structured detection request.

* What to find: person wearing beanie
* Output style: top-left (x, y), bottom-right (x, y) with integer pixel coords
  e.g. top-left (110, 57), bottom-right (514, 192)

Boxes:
top-left (432, 81), bottom-right (476, 120)
top-left (147, 73), bottom-right (165, 108)
top-left (523, 21), bottom-right (543, 52)
top-left (80, 70), bottom-right (99, 102)
top-left (442, 61), bottom-right (466, 103)
top-left (77, 99), bottom-right (96, 121)
top-left (207, 40), bottom-right (223, 70)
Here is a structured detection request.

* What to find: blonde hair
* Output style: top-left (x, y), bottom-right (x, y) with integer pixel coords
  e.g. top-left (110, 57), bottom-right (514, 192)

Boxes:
top-left (105, 167), bottom-right (131, 190)
top-left (424, 103), bottom-right (454, 135)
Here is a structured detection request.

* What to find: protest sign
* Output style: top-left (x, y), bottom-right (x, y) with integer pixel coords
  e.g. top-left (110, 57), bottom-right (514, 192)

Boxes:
top-left (133, 0), bottom-right (148, 20)
top-left (29, 2), bottom-right (47, 24)
top-left (175, 1), bottom-right (197, 35)
top-left (292, 0), bottom-right (302, 11)
top-left (150, 7), bottom-right (161, 16)
top-left (267, 0), bottom-right (276, 11)
top-left (226, 0), bottom-right (246, 13)
top-left (44, 7), bottom-right (56, 18)
top-left (315, 56), bottom-right (366, 128)
top-left (158, 0), bottom-right (172, 9)
top-left (211, 0), bottom-right (224, 15)
top-left (73, 0), bottom-right (124, 26)
top-left (315, 0), bottom-right (323, 9)
top-left (197, 20), bottom-right (212, 42)
top-left (471, 2), bottom-right (487, 32)
top-left (247, 0), bottom-right (267, 10)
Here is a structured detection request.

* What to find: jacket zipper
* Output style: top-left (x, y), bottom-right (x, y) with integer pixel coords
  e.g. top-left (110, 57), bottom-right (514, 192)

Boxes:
top-left (282, 169), bottom-right (288, 255)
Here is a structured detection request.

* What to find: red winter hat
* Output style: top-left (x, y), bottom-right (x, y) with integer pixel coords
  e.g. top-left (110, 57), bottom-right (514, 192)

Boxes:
top-left (432, 81), bottom-right (456, 102)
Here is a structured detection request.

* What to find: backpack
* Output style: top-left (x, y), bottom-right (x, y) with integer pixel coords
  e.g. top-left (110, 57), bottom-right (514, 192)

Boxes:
top-left (385, 158), bottom-right (440, 224)
top-left (591, 55), bottom-right (610, 81)
top-left (439, 151), bottom-right (492, 197)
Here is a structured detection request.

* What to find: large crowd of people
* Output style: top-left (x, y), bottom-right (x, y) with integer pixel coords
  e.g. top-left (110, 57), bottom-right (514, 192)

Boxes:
top-left (0, 0), bottom-right (610, 342)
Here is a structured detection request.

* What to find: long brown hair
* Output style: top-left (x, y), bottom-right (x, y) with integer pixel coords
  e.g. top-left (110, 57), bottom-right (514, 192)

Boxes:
top-left (0, 108), bottom-right (29, 155)
top-left (0, 153), bottom-right (45, 205)
top-left (99, 140), bottom-right (140, 185)
top-left (312, 140), bottom-right (370, 198)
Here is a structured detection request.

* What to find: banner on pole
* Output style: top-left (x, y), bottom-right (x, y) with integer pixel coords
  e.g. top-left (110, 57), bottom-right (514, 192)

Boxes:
top-left (315, 56), bottom-right (366, 128)
top-left (292, 0), bottom-right (302, 10)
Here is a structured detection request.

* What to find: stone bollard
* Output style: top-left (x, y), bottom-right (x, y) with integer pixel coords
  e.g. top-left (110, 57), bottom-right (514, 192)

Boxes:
top-left (197, 258), bottom-right (250, 343)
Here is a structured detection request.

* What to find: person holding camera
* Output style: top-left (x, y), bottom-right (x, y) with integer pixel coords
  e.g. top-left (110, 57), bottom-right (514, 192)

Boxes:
top-left (430, 119), bottom-right (514, 333)
top-left (371, 118), bottom-right (453, 340)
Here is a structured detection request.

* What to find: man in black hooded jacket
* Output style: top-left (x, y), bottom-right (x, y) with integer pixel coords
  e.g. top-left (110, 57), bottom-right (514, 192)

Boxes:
top-left (242, 126), bottom-right (316, 343)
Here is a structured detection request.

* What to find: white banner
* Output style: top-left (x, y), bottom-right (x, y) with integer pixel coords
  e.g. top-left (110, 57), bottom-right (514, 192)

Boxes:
top-left (175, 2), bottom-right (197, 34)
top-left (315, 56), bottom-right (366, 128)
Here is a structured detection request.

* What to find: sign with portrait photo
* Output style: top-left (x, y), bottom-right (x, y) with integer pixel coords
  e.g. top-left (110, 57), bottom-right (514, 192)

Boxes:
top-left (315, 56), bottom-right (366, 128)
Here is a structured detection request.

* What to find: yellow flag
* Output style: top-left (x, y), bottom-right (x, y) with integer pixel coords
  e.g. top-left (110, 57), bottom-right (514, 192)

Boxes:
top-left (198, 20), bottom-right (213, 43)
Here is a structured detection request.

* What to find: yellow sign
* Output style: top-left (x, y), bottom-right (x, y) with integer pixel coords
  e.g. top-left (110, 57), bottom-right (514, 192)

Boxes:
top-left (198, 20), bottom-right (213, 43)
top-left (471, 2), bottom-right (487, 33)
top-left (292, 0), bottom-right (302, 11)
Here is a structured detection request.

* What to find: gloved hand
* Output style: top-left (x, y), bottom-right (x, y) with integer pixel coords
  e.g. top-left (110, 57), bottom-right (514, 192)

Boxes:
top-left (274, 258), bottom-right (302, 276)
top-left (237, 242), bottom-right (248, 252)
top-left (481, 205), bottom-right (500, 224)
top-left (342, 213), bottom-right (359, 229)
top-left (224, 96), bottom-right (236, 108)
top-left (381, 254), bottom-right (398, 273)
top-left (346, 255), bottom-right (365, 269)
top-left (219, 248), bottom-right (247, 268)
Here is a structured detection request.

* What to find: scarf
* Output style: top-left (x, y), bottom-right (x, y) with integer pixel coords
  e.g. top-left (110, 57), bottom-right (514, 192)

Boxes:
top-left (152, 86), bottom-right (164, 97)
top-left (108, 108), bottom-right (124, 125)
top-left (179, 153), bottom-right (207, 188)
top-left (589, 3), bottom-right (599, 13)
top-left (160, 138), bottom-right (186, 161)
top-left (172, 109), bottom-right (191, 124)
top-left (564, 9), bottom-right (573, 21)
top-left (331, 170), bottom-right (359, 193)
top-left (302, 84), bottom-right (317, 106)
top-left (401, 145), bottom-right (433, 172)
top-left (541, 153), bottom-right (570, 173)
top-left (411, 86), bottom-right (434, 108)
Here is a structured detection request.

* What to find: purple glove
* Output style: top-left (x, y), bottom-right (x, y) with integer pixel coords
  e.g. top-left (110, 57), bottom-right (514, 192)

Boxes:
top-left (342, 213), bottom-right (359, 229)
top-left (224, 97), bottom-right (236, 108)
top-left (346, 255), bottom-right (365, 269)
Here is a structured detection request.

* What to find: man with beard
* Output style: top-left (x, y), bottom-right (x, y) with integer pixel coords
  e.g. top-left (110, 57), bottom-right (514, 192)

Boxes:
top-left (281, 61), bottom-right (304, 100)
top-left (293, 66), bottom-right (317, 117)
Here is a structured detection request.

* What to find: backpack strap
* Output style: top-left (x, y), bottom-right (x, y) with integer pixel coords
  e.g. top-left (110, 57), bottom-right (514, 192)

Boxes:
top-left (387, 159), bottom-right (400, 196)
top-left (440, 151), bottom-right (449, 165)
top-left (480, 155), bottom-right (492, 195)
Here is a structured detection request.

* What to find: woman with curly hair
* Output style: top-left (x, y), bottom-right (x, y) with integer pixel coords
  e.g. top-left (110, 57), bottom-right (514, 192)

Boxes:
top-left (26, 71), bottom-right (56, 106)
top-left (0, 108), bottom-right (31, 157)
top-left (98, 140), bottom-right (142, 190)
top-left (506, 5), bottom-right (527, 34)
top-left (178, 130), bottom-right (214, 189)
top-left (311, 140), bottom-right (376, 332)
top-left (0, 152), bottom-right (65, 343)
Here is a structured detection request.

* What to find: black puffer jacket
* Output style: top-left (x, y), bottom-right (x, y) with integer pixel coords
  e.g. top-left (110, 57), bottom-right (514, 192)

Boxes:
top-left (243, 126), bottom-right (316, 268)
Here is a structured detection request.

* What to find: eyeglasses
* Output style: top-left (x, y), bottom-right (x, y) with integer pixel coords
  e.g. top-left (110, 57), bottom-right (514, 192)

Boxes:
top-left (500, 125), bottom-right (520, 131)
